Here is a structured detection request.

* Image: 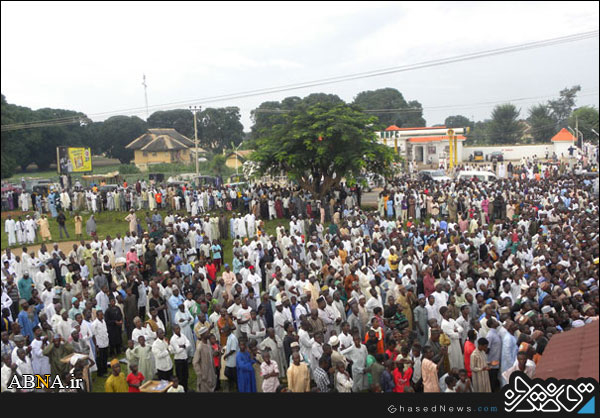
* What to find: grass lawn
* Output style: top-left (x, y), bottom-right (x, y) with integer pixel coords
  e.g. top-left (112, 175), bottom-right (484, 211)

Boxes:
top-left (1, 209), bottom-right (288, 263)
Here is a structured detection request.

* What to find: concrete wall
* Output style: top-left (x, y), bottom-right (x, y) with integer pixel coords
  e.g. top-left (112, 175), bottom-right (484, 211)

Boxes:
top-left (553, 142), bottom-right (574, 159)
top-left (463, 144), bottom-right (553, 161)
top-left (134, 149), bottom-right (191, 170)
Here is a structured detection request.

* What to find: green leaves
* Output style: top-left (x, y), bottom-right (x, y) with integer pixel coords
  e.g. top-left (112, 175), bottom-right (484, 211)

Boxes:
top-left (569, 106), bottom-right (599, 144)
top-left (488, 104), bottom-right (524, 145)
top-left (527, 104), bottom-right (556, 143)
top-left (251, 98), bottom-right (394, 198)
top-left (353, 88), bottom-right (426, 128)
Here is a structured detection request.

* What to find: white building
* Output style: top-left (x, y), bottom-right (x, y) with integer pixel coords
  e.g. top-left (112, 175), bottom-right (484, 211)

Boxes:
top-left (550, 128), bottom-right (576, 159)
top-left (376, 125), bottom-right (467, 164)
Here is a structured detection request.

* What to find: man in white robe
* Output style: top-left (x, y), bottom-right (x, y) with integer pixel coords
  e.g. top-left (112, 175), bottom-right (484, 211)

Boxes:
top-left (5, 216), bottom-right (16, 247)
top-left (15, 219), bottom-right (26, 245)
top-left (440, 306), bottom-right (464, 370)
top-left (24, 216), bottom-right (37, 244)
top-left (341, 335), bottom-right (368, 392)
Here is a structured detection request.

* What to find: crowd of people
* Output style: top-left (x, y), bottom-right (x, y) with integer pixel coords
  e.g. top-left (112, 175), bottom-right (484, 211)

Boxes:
top-left (1, 155), bottom-right (598, 394)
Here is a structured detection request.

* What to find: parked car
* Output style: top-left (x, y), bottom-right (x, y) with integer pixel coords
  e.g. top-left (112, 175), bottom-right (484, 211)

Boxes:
top-left (469, 151), bottom-right (484, 162)
top-left (225, 181), bottom-right (248, 189)
top-left (167, 180), bottom-right (187, 188)
top-left (148, 173), bottom-right (165, 182)
top-left (197, 175), bottom-right (221, 187)
top-left (417, 170), bottom-right (452, 182)
top-left (455, 170), bottom-right (498, 182)
top-left (489, 151), bottom-right (504, 162)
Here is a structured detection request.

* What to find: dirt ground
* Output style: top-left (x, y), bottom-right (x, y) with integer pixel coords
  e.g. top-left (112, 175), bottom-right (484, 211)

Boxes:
top-left (10, 240), bottom-right (81, 256)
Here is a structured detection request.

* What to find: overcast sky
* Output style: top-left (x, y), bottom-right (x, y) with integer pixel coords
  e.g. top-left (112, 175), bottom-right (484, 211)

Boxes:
top-left (2, 1), bottom-right (599, 130)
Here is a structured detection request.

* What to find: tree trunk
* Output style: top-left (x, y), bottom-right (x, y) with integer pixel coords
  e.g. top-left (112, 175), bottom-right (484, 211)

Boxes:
top-left (297, 173), bottom-right (341, 201)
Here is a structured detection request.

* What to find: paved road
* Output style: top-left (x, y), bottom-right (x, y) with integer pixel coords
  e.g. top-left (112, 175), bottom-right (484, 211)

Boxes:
top-left (361, 188), bottom-right (382, 208)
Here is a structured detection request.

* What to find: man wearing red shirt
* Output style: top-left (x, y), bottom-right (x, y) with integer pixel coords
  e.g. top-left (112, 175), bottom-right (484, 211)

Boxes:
top-left (463, 329), bottom-right (477, 378)
top-left (206, 260), bottom-right (217, 286)
top-left (393, 359), bottom-right (413, 393)
top-left (423, 267), bottom-right (436, 298)
top-left (126, 362), bottom-right (145, 392)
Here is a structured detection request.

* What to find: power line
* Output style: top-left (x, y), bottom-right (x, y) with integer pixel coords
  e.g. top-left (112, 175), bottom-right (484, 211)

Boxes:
top-left (1, 29), bottom-right (598, 131)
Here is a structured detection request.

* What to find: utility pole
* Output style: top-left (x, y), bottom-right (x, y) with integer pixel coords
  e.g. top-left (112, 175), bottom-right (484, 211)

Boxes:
top-left (448, 129), bottom-right (455, 169)
top-left (142, 75), bottom-right (149, 120)
top-left (189, 106), bottom-right (201, 179)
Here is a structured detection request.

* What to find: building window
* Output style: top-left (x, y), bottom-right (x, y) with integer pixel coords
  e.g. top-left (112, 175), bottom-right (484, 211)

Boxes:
top-left (427, 146), bottom-right (437, 155)
top-left (444, 146), bottom-right (450, 154)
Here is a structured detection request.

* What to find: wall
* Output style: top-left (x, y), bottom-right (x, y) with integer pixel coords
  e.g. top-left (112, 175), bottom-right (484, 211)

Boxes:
top-left (552, 142), bottom-right (574, 159)
top-left (462, 144), bottom-right (553, 161)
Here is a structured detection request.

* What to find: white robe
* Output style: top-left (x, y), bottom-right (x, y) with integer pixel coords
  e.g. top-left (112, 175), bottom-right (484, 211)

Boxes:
top-left (245, 214), bottom-right (256, 238)
top-left (20, 193), bottom-right (30, 211)
top-left (25, 219), bottom-right (36, 243)
top-left (5, 219), bottom-right (16, 246)
top-left (15, 221), bottom-right (26, 245)
top-left (441, 318), bottom-right (464, 370)
top-left (341, 343), bottom-right (368, 392)
top-left (30, 338), bottom-right (51, 375)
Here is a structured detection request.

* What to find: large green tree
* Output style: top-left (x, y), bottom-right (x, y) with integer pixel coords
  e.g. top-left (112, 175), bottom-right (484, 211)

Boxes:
top-left (353, 88), bottom-right (426, 128)
top-left (95, 115), bottom-right (147, 163)
top-left (527, 104), bottom-right (556, 143)
top-left (569, 106), bottom-right (599, 144)
top-left (488, 104), bottom-right (524, 145)
top-left (252, 101), bottom-right (395, 199)
top-left (250, 96), bottom-right (328, 141)
top-left (197, 107), bottom-right (244, 153)
top-left (1, 95), bottom-right (90, 172)
top-left (464, 120), bottom-right (490, 145)
top-left (548, 85), bottom-right (581, 128)
top-left (444, 115), bottom-right (473, 129)
top-left (147, 109), bottom-right (194, 138)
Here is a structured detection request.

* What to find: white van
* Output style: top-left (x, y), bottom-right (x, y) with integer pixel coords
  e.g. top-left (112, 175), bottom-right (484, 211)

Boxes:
top-left (455, 170), bottom-right (498, 182)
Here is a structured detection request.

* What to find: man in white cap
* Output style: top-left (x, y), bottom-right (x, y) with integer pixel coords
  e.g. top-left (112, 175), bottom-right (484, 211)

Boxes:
top-left (329, 335), bottom-right (348, 370)
top-left (193, 326), bottom-right (216, 392)
top-left (273, 300), bottom-right (287, 341)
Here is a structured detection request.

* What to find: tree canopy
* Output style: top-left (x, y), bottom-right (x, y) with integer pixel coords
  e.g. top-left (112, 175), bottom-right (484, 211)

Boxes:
top-left (147, 109), bottom-right (194, 138)
top-left (352, 88), bottom-right (426, 128)
top-left (1, 94), bottom-right (89, 172)
top-left (93, 115), bottom-right (148, 163)
top-left (527, 104), bottom-right (556, 143)
top-left (252, 101), bottom-right (396, 199)
top-left (444, 115), bottom-right (473, 129)
top-left (548, 85), bottom-right (581, 128)
top-left (569, 106), bottom-right (599, 144)
top-left (488, 104), bottom-right (524, 145)
top-left (197, 107), bottom-right (244, 153)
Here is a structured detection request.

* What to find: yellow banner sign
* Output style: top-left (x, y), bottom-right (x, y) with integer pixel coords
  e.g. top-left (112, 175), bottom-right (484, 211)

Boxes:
top-left (58, 147), bottom-right (92, 173)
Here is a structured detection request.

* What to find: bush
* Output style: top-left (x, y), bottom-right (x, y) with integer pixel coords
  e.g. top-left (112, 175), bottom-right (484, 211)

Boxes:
top-left (118, 164), bottom-right (141, 174)
top-left (147, 163), bottom-right (195, 173)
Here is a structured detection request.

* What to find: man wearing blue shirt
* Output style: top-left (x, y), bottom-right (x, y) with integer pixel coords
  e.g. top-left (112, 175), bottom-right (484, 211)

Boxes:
top-left (485, 318), bottom-right (502, 392)
top-left (18, 299), bottom-right (43, 342)
top-left (17, 272), bottom-right (34, 302)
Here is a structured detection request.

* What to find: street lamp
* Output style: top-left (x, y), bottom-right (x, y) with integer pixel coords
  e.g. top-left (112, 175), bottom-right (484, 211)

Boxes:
top-left (189, 105), bottom-right (201, 180)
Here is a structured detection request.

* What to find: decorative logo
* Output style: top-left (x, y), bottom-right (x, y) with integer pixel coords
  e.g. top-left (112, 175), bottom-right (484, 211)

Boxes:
top-left (503, 372), bottom-right (598, 414)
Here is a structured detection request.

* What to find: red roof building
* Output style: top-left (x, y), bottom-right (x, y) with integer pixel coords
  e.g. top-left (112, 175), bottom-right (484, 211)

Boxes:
top-left (534, 320), bottom-right (599, 381)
